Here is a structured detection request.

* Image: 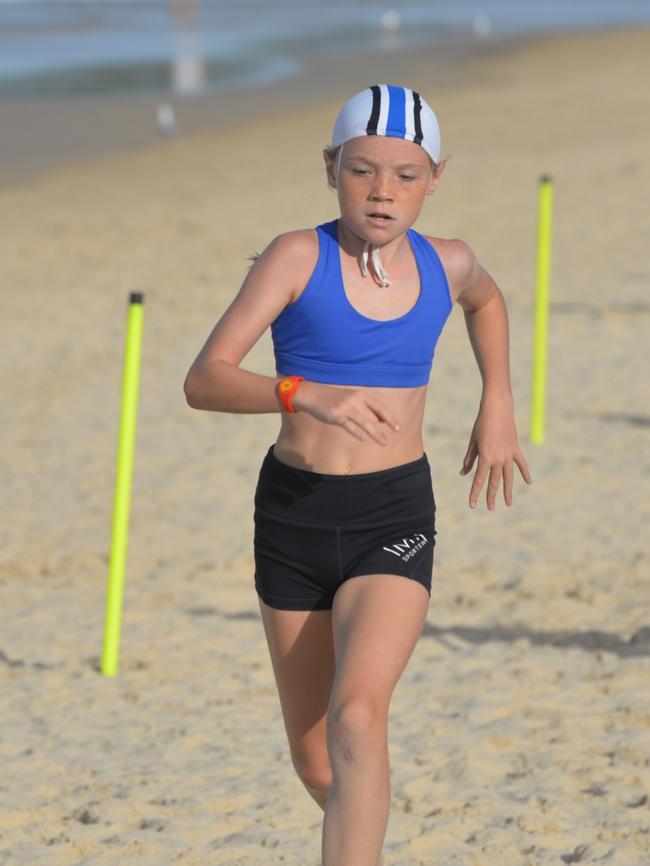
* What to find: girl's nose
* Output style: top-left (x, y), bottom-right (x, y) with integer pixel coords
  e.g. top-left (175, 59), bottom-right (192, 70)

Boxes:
top-left (369, 173), bottom-right (393, 200)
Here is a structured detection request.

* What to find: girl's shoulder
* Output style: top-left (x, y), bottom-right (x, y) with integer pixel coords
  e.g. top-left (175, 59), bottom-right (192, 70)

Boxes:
top-left (259, 228), bottom-right (319, 269)
top-left (417, 233), bottom-right (478, 306)
top-left (263, 228), bottom-right (320, 304)
top-left (253, 227), bottom-right (318, 262)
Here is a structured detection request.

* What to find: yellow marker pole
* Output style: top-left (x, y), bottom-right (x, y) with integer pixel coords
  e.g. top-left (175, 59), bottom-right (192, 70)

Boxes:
top-left (101, 292), bottom-right (144, 677)
top-left (531, 175), bottom-right (553, 444)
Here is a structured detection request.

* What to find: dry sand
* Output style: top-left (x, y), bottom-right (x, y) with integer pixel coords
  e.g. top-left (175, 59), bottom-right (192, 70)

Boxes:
top-left (1, 25), bottom-right (649, 866)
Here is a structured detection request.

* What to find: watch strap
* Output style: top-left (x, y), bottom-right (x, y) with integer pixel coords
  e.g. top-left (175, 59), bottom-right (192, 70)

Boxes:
top-left (277, 375), bottom-right (305, 413)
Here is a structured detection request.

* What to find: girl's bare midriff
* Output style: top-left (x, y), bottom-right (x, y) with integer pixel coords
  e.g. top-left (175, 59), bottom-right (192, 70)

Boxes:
top-left (273, 383), bottom-right (428, 474)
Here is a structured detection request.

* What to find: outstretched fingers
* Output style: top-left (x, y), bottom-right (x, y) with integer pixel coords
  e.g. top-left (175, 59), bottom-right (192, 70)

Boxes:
top-left (468, 456), bottom-right (489, 509)
top-left (503, 459), bottom-right (514, 506)
top-left (514, 446), bottom-right (533, 485)
top-left (469, 452), bottom-right (533, 510)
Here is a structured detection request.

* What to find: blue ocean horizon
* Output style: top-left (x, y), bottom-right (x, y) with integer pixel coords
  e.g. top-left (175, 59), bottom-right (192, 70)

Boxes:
top-left (1, 0), bottom-right (650, 99)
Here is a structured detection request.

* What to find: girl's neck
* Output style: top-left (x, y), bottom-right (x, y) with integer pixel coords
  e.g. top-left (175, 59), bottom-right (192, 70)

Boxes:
top-left (336, 218), bottom-right (408, 274)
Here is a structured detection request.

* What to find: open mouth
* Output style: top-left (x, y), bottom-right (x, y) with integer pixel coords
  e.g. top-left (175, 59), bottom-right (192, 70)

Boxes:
top-left (367, 213), bottom-right (394, 221)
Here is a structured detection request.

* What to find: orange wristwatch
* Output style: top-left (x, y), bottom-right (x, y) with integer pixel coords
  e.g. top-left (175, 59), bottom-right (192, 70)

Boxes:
top-left (276, 375), bottom-right (304, 413)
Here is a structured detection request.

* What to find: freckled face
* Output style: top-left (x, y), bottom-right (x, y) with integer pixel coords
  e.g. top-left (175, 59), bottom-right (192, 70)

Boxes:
top-left (328, 136), bottom-right (438, 244)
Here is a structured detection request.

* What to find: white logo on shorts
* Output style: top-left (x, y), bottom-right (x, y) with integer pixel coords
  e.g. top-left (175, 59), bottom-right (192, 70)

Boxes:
top-left (382, 533), bottom-right (428, 562)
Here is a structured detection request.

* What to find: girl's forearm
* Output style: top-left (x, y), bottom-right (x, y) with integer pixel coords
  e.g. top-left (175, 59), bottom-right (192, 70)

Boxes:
top-left (184, 358), bottom-right (283, 413)
top-left (463, 288), bottom-right (514, 403)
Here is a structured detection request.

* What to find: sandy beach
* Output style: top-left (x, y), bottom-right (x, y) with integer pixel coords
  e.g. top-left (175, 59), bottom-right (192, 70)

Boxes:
top-left (1, 23), bottom-right (649, 866)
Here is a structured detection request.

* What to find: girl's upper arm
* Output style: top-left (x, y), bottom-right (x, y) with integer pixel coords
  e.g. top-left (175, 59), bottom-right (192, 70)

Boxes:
top-left (188, 229), bottom-right (318, 372)
top-left (430, 237), bottom-right (499, 312)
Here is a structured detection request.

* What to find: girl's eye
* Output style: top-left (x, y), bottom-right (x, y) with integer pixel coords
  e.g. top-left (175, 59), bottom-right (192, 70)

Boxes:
top-left (348, 168), bottom-right (417, 180)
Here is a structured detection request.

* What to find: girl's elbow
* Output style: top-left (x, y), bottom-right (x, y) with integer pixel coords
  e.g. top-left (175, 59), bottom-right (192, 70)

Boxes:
top-left (184, 357), bottom-right (232, 411)
top-left (183, 370), bottom-right (203, 409)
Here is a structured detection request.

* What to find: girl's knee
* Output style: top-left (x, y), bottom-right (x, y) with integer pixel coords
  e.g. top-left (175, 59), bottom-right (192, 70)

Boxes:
top-left (328, 697), bottom-right (388, 741)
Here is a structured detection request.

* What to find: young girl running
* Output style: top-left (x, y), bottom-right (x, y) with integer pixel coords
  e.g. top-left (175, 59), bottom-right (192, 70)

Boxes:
top-left (184, 84), bottom-right (533, 866)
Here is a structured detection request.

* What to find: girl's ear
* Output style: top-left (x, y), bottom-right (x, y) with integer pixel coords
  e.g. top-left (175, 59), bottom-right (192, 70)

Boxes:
top-left (426, 156), bottom-right (448, 194)
top-left (323, 148), bottom-right (337, 190)
top-left (436, 156), bottom-right (450, 179)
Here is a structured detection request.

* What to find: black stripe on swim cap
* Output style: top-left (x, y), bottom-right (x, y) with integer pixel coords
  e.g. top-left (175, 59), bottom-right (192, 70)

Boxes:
top-left (366, 85), bottom-right (381, 136)
top-left (412, 91), bottom-right (424, 146)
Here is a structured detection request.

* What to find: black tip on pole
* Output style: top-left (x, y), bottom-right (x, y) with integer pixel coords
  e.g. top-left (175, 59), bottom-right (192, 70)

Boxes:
top-left (539, 174), bottom-right (553, 184)
top-left (129, 292), bottom-right (144, 304)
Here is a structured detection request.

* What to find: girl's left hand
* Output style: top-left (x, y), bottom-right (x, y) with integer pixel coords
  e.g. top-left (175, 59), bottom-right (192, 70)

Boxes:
top-left (460, 398), bottom-right (533, 509)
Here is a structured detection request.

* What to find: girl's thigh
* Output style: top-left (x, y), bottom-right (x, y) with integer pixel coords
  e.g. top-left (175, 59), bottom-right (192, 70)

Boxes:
top-left (330, 572), bottom-right (430, 713)
top-left (258, 598), bottom-right (335, 776)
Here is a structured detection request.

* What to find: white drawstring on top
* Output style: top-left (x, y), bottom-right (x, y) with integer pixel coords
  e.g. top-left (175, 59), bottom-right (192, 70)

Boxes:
top-left (360, 241), bottom-right (391, 287)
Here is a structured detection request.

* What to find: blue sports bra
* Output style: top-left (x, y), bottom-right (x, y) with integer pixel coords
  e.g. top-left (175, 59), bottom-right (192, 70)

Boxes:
top-left (271, 218), bottom-right (453, 387)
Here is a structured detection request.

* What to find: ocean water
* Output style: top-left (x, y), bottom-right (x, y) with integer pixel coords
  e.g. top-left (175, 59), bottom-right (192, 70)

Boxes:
top-left (1, 0), bottom-right (649, 98)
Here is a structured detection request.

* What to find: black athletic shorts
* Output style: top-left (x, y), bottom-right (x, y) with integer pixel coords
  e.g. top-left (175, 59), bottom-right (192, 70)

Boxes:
top-left (253, 444), bottom-right (437, 611)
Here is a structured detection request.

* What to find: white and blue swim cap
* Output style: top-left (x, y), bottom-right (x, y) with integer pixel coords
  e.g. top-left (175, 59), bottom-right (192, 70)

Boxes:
top-left (332, 84), bottom-right (441, 164)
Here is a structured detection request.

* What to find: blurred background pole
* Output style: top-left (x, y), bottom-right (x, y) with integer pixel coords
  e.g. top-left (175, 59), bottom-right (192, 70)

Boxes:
top-left (531, 175), bottom-right (553, 444)
top-left (101, 292), bottom-right (144, 677)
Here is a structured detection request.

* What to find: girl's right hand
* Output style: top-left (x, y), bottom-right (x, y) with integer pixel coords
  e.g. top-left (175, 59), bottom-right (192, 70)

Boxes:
top-left (291, 380), bottom-right (400, 446)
